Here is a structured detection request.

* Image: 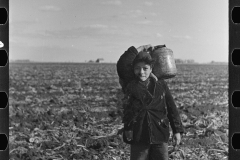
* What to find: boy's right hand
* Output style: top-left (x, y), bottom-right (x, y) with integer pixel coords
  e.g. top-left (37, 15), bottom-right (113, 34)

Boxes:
top-left (125, 130), bottom-right (133, 141)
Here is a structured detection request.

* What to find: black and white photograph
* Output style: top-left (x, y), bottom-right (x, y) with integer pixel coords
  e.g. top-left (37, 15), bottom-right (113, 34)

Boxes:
top-left (9, 0), bottom-right (228, 159)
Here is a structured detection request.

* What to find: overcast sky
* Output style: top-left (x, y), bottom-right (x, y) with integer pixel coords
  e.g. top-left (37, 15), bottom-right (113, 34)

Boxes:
top-left (10, 0), bottom-right (228, 63)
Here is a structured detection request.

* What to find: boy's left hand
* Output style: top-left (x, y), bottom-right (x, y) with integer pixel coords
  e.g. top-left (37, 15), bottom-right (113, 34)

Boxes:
top-left (173, 133), bottom-right (181, 146)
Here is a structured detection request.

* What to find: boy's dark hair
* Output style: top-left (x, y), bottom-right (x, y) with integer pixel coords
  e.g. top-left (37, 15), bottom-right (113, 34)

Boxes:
top-left (132, 51), bottom-right (155, 68)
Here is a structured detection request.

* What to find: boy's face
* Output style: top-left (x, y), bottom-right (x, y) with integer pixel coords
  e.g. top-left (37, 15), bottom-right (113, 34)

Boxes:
top-left (134, 62), bottom-right (152, 81)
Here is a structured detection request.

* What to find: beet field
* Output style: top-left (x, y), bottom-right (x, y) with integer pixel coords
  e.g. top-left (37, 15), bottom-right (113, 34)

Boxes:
top-left (9, 63), bottom-right (228, 160)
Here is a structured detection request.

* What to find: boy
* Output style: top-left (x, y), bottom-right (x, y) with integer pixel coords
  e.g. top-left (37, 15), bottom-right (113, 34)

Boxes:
top-left (122, 49), bottom-right (184, 160)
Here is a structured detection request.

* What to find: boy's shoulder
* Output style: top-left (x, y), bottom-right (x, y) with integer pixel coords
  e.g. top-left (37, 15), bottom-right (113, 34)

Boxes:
top-left (156, 79), bottom-right (167, 86)
top-left (125, 79), bottom-right (138, 93)
top-left (124, 77), bottom-right (168, 93)
top-left (126, 77), bottom-right (166, 87)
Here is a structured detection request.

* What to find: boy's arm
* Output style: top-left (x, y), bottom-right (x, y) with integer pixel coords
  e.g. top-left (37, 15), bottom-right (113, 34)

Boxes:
top-left (122, 83), bottom-right (134, 130)
top-left (162, 80), bottom-right (184, 134)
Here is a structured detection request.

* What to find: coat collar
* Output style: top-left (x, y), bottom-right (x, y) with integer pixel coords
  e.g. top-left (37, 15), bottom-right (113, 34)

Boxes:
top-left (132, 76), bottom-right (157, 106)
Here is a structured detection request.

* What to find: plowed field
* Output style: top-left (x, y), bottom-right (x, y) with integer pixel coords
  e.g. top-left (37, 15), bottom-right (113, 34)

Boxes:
top-left (9, 63), bottom-right (228, 160)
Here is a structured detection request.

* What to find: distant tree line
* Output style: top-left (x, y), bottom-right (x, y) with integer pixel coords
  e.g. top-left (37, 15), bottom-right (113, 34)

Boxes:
top-left (175, 59), bottom-right (196, 64)
top-left (10, 59), bottom-right (32, 63)
top-left (209, 61), bottom-right (227, 64)
top-left (88, 58), bottom-right (104, 63)
top-left (175, 59), bottom-right (227, 64)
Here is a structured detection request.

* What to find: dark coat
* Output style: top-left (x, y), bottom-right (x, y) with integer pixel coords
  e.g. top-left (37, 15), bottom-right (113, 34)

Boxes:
top-left (122, 77), bottom-right (184, 144)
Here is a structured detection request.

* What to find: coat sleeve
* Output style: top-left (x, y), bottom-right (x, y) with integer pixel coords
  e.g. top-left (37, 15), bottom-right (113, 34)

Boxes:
top-left (118, 46), bottom-right (138, 93)
top-left (127, 46), bottom-right (138, 54)
top-left (162, 80), bottom-right (184, 134)
top-left (122, 82), bottom-right (135, 130)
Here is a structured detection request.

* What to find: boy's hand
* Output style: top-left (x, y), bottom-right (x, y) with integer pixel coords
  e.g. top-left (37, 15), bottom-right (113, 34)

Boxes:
top-left (173, 133), bottom-right (181, 146)
top-left (136, 44), bottom-right (154, 53)
top-left (125, 130), bottom-right (133, 141)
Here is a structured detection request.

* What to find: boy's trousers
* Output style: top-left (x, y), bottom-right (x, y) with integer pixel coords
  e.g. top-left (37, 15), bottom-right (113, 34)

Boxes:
top-left (130, 142), bottom-right (168, 160)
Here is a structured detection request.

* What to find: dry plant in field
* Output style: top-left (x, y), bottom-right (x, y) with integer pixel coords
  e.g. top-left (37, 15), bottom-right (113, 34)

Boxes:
top-left (9, 63), bottom-right (228, 160)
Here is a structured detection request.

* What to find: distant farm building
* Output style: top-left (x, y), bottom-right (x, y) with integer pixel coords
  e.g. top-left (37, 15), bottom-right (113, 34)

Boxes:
top-left (96, 58), bottom-right (104, 63)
